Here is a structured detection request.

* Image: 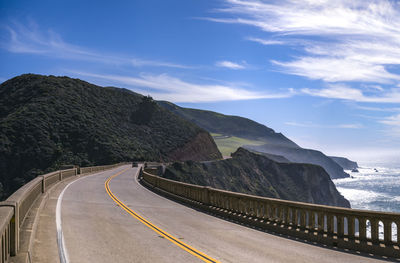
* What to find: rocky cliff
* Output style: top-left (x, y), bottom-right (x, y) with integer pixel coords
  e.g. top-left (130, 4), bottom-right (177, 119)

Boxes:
top-left (164, 148), bottom-right (350, 207)
top-left (167, 132), bottom-right (222, 161)
top-left (329, 156), bottom-right (358, 170)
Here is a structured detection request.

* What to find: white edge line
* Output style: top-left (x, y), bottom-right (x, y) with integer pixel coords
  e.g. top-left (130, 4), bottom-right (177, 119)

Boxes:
top-left (56, 179), bottom-right (74, 263)
top-left (56, 166), bottom-right (126, 263)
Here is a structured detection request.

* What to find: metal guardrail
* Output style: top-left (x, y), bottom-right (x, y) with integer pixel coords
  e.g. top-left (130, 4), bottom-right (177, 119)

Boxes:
top-left (141, 169), bottom-right (400, 258)
top-left (0, 163), bottom-right (127, 263)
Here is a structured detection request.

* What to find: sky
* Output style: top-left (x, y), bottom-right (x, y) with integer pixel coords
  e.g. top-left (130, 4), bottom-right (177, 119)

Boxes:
top-left (1, 0), bottom-right (400, 165)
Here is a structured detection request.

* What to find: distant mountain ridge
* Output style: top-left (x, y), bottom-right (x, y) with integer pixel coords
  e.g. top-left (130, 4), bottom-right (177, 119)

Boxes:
top-left (245, 144), bottom-right (349, 179)
top-left (164, 148), bottom-right (350, 207)
top-left (0, 74), bottom-right (221, 199)
top-left (159, 102), bottom-right (352, 179)
top-left (158, 101), bottom-right (299, 148)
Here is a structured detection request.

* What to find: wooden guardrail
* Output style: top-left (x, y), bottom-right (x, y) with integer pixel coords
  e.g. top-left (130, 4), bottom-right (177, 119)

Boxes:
top-left (141, 169), bottom-right (400, 258)
top-left (0, 163), bottom-right (127, 263)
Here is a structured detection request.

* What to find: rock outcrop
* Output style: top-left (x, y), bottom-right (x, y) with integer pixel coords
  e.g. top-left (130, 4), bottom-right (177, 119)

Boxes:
top-left (167, 132), bottom-right (222, 161)
top-left (164, 148), bottom-right (350, 208)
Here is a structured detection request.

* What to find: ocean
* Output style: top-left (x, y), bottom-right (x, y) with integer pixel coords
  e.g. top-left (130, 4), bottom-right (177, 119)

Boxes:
top-left (333, 165), bottom-right (400, 241)
top-left (333, 166), bottom-right (400, 213)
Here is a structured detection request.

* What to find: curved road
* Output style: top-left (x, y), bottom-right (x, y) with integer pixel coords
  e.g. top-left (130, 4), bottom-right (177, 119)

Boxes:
top-left (32, 165), bottom-right (389, 263)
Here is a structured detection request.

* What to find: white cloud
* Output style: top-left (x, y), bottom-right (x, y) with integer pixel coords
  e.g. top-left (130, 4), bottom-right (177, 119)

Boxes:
top-left (285, 121), bottom-right (363, 129)
top-left (380, 114), bottom-right (400, 127)
top-left (71, 71), bottom-right (294, 103)
top-left (302, 84), bottom-right (400, 103)
top-left (246, 37), bottom-right (285, 45)
top-left (215, 60), bottom-right (246, 69)
top-left (211, 0), bottom-right (400, 84)
top-left (1, 21), bottom-right (190, 69)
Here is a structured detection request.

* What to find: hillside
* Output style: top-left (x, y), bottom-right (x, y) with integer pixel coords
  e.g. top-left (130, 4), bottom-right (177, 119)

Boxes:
top-left (158, 101), bottom-right (298, 148)
top-left (158, 102), bottom-right (350, 179)
top-left (0, 74), bottom-right (221, 199)
top-left (164, 148), bottom-right (350, 207)
top-left (329, 156), bottom-right (358, 170)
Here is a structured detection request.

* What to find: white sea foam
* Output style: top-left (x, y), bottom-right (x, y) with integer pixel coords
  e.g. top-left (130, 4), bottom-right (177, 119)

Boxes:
top-left (334, 164), bottom-right (400, 241)
top-left (392, 196), bottom-right (400, 202)
top-left (336, 187), bottom-right (382, 208)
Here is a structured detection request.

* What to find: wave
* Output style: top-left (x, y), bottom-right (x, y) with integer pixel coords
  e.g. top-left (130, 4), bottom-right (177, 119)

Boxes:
top-left (335, 187), bottom-right (381, 208)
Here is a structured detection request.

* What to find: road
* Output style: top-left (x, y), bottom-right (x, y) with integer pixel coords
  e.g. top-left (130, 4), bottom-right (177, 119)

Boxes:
top-left (32, 165), bottom-right (389, 263)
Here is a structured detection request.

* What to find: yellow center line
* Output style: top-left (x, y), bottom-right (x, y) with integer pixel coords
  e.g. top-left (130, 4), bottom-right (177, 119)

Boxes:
top-left (105, 167), bottom-right (220, 263)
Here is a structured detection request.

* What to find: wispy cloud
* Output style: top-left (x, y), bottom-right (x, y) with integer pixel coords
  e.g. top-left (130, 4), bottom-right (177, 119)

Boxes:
top-left (302, 84), bottom-right (400, 103)
top-left (71, 71), bottom-right (293, 103)
top-left (349, 104), bottom-right (400, 112)
top-left (131, 59), bottom-right (191, 69)
top-left (0, 21), bottom-right (190, 69)
top-left (380, 114), bottom-right (400, 127)
top-left (285, 121), bottom-right (363, 129)
top-left (215, 60), bottom-right (246, 69)
top-left (210, 0), bottom-right (400, 84)
top-left (379, 114), bottom-right (400, 138)
top-left (246, 37), bottom-right (285, 46)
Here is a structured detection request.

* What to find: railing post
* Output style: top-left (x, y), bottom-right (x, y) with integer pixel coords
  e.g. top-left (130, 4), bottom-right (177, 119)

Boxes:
top-left (327, 214), bottom-right (334, 237)
top-left (283, 207), bottom-right (290, 225)
top-left (383, 220), bottom-right (392, 245)
top-left (348, 216), bottom-right (355, 239)
top-left (317, 212), bottom-right (324, 234)
top-left (359, 217), bottom-right (367, 242)
top-left (293, 209), bottom-right (299, 228)
top-left (310, 211), bottom-right (315, 231)
top-left (300, 210), bottom-right (306, 230)
top-left (371, 218), bottom-right (379, 244)
top-left (337, 215), bottom-right (344, 238)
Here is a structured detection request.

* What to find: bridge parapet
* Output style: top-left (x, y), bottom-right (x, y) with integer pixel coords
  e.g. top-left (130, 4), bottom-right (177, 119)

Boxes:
top-left (0, 163), bottom-right (128, 263)
top-left (142, 169), bottom-right (400, 258)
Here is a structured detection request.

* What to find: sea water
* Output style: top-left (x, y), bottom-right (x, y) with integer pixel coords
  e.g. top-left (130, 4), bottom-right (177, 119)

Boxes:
top-left (333, 166), bottom-right (400, 242)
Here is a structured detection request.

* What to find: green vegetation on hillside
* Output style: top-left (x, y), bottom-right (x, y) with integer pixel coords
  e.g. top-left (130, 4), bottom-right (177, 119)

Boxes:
top-left (158, 101), bottom-right (298, 148)
top-left (0, 74), bottom-right (221, 199)
top-left (210, 133), bottom-right (266, 156)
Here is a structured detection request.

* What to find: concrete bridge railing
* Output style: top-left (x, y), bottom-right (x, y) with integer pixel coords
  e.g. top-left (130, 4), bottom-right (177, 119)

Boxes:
top-left (141, 169), bottom-right (400, 259)
top-left (0, 163), bottom-right (127, 263)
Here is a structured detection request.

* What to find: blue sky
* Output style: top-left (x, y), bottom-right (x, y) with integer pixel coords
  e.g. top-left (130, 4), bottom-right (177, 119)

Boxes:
top-left (1, 0), bottom-right (400, 164)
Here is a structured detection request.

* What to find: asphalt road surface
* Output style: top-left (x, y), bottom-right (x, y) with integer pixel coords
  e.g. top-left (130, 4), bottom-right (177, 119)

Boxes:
top-left (32, 165), bottom-right (390, 263)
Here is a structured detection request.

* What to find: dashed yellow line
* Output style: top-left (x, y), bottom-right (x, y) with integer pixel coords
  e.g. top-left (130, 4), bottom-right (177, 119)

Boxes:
top-left (105, 168), bottom-right (220, 263)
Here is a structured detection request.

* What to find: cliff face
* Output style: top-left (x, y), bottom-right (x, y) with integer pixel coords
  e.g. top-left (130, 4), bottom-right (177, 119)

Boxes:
top-left (164, 148), bottom-right (350, 208)
top-left (329, 156), bottom-right (358, 170)
top-left (0, 74), bottom-right (221, 199)
top-left (167, 132), bottom-right (222, 161)
top-left (245, 144), bottom-right (349, 179)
